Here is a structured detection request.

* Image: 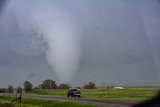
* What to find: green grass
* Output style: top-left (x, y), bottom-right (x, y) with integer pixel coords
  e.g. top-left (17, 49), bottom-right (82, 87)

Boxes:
top-left (0, 98), bottom-right (107, 107)
top-left (31, 87), bottom-right (160, 101)
top-left (32, 89), bottom-right (67, 96)
top-left (0, 100), bottom-right (38, 107)
top-left (21, 98), bottom-right (106, 107)
top-left (0, 87), bottom-right (159, 107)
top-left (81, 87), bottom-right (159, 100)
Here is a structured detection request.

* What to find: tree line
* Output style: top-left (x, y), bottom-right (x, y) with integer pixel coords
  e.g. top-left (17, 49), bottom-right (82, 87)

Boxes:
top-left (0, 79), bottom-right (96, 93)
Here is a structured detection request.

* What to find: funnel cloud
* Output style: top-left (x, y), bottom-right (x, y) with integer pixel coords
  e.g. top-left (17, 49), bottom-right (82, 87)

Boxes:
top-left (9, 1), bottom-right (81, 82)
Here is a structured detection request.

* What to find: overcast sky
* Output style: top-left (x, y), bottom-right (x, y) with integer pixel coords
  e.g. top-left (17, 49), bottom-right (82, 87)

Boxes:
top-left (0, 0), bottom-right (160, 88)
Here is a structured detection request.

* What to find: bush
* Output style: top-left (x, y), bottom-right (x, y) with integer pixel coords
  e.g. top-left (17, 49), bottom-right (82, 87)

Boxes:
top-left (8, 85), bottom-right (14, 93)
top-left (107, 86), bottom-right (114, 89)
top-left (17, 86), bottom-right (22, 93)
top-left (83, 81), bottom-right (96, 89)
top-left (58, 83), bottom-right (70, 89)
top-left (0, 102), bottom-right (15, 107)
top-left (0, 88), bottom-right (6, 93)
top-left (40, 79), bottom-right (57, 89)
top-left (23, 81), bottom-right (33, 92)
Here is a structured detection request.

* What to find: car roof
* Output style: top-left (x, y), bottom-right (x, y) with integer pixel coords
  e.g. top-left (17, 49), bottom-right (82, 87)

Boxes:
top-left (69, 88), bottom-right (80, 90)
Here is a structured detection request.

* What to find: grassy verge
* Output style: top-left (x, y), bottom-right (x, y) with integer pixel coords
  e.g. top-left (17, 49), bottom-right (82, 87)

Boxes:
top-left (0, 100), bottom-right (38, 107)
top-left (31, 87), bottom-right (160, 101)
top-left (0, 98), bottom-right (108, 107)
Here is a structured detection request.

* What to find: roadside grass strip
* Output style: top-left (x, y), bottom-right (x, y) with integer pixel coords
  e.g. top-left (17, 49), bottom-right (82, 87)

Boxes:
top-left (0, 98), bottom-right (109, 107)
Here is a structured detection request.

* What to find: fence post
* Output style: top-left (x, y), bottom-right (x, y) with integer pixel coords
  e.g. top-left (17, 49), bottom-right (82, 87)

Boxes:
top-left (3, 93), bottom-right (4, 100)
top-left (9, 93), bottom-right (10, 101)
top-left (16, 93), bottom-right (17, 99)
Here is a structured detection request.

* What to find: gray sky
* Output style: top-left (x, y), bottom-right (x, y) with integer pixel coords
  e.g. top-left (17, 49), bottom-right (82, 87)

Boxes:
top-left (0, 0), bottom-right (160, 88)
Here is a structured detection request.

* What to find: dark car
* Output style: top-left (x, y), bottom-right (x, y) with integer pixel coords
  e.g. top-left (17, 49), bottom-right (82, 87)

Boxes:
top-left (67, 88), bottom-right (81, 97)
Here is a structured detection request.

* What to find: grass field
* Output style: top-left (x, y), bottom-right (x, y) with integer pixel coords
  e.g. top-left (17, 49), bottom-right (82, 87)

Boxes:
top-left (0, 98), bottom-right (107, 107)
top-left (0, 87), bottom-right (159, 107)
top-left (32, 87), bottom-right (160, 101)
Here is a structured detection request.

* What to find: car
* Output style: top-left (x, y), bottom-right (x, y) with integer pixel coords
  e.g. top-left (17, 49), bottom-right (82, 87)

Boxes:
top-left (113, 86), bottom-right (124, 90)
top-left (67, 88), bottom-right (81, 97)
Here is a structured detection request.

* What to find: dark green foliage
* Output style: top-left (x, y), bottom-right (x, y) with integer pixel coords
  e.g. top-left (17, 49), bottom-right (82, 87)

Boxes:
top-left (58, 83), bottom-right (70, 89)
top-left (23, 81), bottom-right (33, 92)
top-left (0, 88), bottom-right (6, 93)
top-left (132, 91), bottom-right (160, 107)
top-left (40, 79), bottom-right (57, 89)
top-left (17, 86), bottom-right (22, 93)
top-left (107, 86), bottom-right (114, 89)
top-left (8, 85), bottom-right (14, 93)
top-left (0, 102), bottom-right (15, 107)
top-left (33, 86), bottom-right (41, 90)
top-left (83, 81), bottom-right (96, 89)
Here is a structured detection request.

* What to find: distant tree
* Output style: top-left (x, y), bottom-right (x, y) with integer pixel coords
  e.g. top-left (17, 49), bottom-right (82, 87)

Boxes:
top-left (83, 81), bottom-right (96, 89)
top-left (0, 88), bottom-right (7, 93)
top-left (33, 85), bottom-right (41, 90)
top-left (77, 87), bottom-right (82, 90)
top-left (58, 83), bottom-right (70, 89)
top-left (17, 86), bottom-right (22, 93)
top-left (23, 81), bottom-right (33, 92)
top-left (107, 86), bottom-right (114, 89)
top-left (41, 79), bottom-right (57, 89)
top-left (8, 85), bottom-right (14, 93)
top-left (8, 85), bottom-right (14, 100)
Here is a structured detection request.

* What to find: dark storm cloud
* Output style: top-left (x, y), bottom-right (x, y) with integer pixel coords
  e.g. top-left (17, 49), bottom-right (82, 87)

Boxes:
top-left (0, 0), bottom-right (160, 87)
top-left (71, 0), bottom-right (160, 86)
top-left (0, 0), bottom-right (7, 16)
